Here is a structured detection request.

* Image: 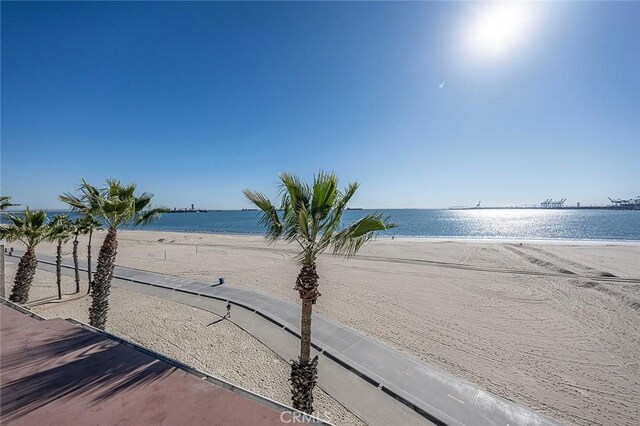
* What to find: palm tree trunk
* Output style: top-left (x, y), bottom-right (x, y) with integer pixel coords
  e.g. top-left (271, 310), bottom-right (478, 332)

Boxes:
top-left (9, 247), bottom-right (37, 304)
top-left (87, 229), bottom-right (93, 294)
top-left (290, 262), bottom-right (320, 414)
top-left (56, 241), bottom-right (62, 300)
top-left (73, 237), bottom-right (80, 293)
top-left (89, 228), bottom-right (117, 330)
top-left (299, 299), bottom-right (313, 362)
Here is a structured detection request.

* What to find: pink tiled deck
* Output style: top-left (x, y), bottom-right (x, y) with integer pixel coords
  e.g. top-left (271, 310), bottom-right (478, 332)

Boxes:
top-left (0, 304), bottom-right (292, 425)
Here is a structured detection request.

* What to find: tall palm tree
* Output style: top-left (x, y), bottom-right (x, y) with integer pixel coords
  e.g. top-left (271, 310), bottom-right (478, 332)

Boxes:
top-left (83, 216), bottom-right (103, 293)
top-left (69, 216), bottom-right (102, 294)
top-left (59, 182), bottom-right (103, 294)
top-left (78, 179), bottom-right (166, 329)
top-left (0, 208), bottom-right (49, 304)
top-left (244, 172), bottom-right (395, 413)
top-left (48, 215), bottom-right (73, 300)
top-left (70, 218), bottom-right (84, 293)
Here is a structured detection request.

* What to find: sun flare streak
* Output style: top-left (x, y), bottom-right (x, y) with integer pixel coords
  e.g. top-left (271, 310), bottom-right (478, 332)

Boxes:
top-left (464, 2), bottom-right (537, 59)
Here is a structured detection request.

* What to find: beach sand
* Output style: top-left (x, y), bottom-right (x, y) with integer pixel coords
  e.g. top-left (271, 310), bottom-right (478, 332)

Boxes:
top-left (5, 231), bottom-right (640, 425)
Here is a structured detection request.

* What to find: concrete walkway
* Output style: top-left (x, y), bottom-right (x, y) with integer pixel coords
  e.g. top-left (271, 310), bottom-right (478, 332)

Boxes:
top-left (5, 252), bottom-right (559, 426)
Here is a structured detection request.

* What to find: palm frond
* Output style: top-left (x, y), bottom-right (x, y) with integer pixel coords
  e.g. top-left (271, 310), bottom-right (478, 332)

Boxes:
top-left (316, 181), bottom-right (359, 250)
top-left (88, 216), bottom-right (103, 231)
top-left (332, 213), bottom-right (396, 258)
top-left (310, 171), bottom-right (338, 221)
top-left (105, 179), bottom-right (123, 197)
top-left (47, 214), bottom-right (73, 242)
top-left (243, 189), bottom-right (283, 242)
top-left (60, 179), bottom-right (102, 219)
top-left (120, 182), bottom-right (137, 200)
top-left (79, 178), bottom-right (101, 199)
top-left (279, 173), bottom-right (310, 212)
top-left (59, 192), bottom-right (86, 212)
top-left (0, 226), bottom-right (27, 246)
top-left (297, 206), bottom-right (311, 240)
top-left (134, 192), bottom-right (153, 211)
top-left (30, 210), bottom-right (48, 229)
top-left (3, 212), bottom-right (25, 228)
top-left (134, 207), bottom-right (169, 227)
top-left (1, 208), bottom-right (50, 248)
top-left (0, 196), bottom-right (19, 212)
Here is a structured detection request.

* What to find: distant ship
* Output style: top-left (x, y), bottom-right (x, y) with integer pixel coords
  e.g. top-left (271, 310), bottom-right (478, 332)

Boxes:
top-left (241, 208), bottom-right (258, 211)
top-left (346, 207), bottom-right (363, 210)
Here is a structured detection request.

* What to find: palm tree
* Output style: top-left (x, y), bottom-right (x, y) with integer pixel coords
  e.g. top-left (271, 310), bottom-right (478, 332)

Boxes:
top-left (0, 208), bottom-right (49, 304)
top-left (70, 218), bottom-right (84, 293)
top-left (77, 179), bottom-right (166, 329)
top-left (0, 196), bottom-right (18, 299)
top-left (48, 215), bottom-right (73, 300)
top-left (83, 216), bottom-right (103, 293)
top-left (59, 182), bottom-right (103, 294)
top-left (0, 196), bottom-right (18, 212)
top-left (244, 172), bottom-right (395, 413)
top-left (69, 216), bottom-right (102, 294)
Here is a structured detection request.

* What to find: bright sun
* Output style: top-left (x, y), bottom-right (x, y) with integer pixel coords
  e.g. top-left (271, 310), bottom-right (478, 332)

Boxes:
top-left (465, 2), bottom-right (536, 58)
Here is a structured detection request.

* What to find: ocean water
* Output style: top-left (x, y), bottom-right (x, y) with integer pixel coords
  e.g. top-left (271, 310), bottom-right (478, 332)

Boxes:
top-left (24, 208), bottom-right (640, 241)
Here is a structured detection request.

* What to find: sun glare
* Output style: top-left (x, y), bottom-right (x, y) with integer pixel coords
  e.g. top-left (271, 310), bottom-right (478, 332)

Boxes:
top-left (465, 2), bottom-right (536, 59)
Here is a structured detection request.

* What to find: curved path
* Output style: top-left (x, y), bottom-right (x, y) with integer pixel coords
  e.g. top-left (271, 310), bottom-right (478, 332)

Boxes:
top-left (5, 253), bottom-right (558, 426)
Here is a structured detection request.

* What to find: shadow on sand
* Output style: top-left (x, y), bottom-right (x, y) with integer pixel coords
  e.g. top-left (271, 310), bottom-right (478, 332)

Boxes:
top-left (207, 313), bottom-right (229, 327)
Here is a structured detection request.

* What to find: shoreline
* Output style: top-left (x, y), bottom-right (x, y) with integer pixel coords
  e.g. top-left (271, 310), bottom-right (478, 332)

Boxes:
top-left (118, 228), bottom-right (640, 245)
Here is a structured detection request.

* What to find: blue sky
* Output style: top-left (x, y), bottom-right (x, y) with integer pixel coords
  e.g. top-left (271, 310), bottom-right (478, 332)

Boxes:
top-left (1, 2), bottom-right (638, 209)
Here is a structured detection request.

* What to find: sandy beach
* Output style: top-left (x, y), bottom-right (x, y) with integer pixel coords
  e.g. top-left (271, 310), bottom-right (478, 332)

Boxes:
top-left (5, 230), bottom-right (640, 426)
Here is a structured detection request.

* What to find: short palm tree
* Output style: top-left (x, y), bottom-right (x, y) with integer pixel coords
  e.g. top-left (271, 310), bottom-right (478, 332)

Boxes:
top-left (48, 215), bottom-right (73, 299)
top-left (77, 179), bottom-right (166, 329)
top-left (1, 208), bottom-right (49, 304)
top-left (59, 183), bottom-right (103, 294)
top-left (244, 172), bottom-right (395, 413)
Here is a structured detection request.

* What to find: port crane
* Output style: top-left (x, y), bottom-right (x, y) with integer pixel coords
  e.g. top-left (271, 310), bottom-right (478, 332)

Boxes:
top-left (608, 197), bottom-right (640, 209)
top-left (540, 198), bottom-right (566, 208)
